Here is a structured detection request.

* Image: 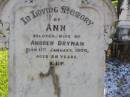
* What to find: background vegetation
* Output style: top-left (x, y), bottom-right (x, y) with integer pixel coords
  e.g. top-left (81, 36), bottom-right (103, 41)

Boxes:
top-left (112, 0), bottom-right (118, 7)
top-left (0, 50), bottom-right (8, 97)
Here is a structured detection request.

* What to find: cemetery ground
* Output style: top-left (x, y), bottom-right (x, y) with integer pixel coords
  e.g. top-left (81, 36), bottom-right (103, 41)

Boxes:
top-left (105, 58), bottom-right (130, 97)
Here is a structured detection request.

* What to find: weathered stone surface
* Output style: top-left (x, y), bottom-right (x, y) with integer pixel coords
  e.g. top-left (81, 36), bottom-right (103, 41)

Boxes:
top-left (0, 20), bottom-right (9, 49)
top-left (0, 0), bottom-right (116, 97)
top-left (0, 0), bottom-right (9, 49)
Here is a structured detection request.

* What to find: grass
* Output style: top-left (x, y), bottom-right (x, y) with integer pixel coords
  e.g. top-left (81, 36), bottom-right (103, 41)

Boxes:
top-left (0, 49), bottom-right (8, 97)
top-left (112, 1), bottom-right (118, 7)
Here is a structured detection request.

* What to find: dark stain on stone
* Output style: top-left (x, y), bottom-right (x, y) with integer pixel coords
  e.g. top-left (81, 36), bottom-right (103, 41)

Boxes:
top-left (81, 0), bottom-right (89, 4)
top-left (38, 62), bottom-right (61, 97)
top-left (31, 77), bottom-right (34, 81)
top-left (39, 72), bottom-right (45, 79)
top-left (25, 0), bottom-right (33, 3)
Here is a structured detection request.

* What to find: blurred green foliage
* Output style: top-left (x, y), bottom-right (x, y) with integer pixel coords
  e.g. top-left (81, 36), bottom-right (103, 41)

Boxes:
top-left (0, 50), bottom-right (8, 97)
top-left (112, 0), bottom-right (118, 7)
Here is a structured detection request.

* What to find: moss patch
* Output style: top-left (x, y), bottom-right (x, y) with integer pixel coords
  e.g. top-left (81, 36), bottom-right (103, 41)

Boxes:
top-left (0, 50), bottom-right (8, 97)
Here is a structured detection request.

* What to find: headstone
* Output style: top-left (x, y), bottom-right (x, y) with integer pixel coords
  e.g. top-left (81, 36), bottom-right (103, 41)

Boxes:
top-left (0, 0), bottom-right (116, 97)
